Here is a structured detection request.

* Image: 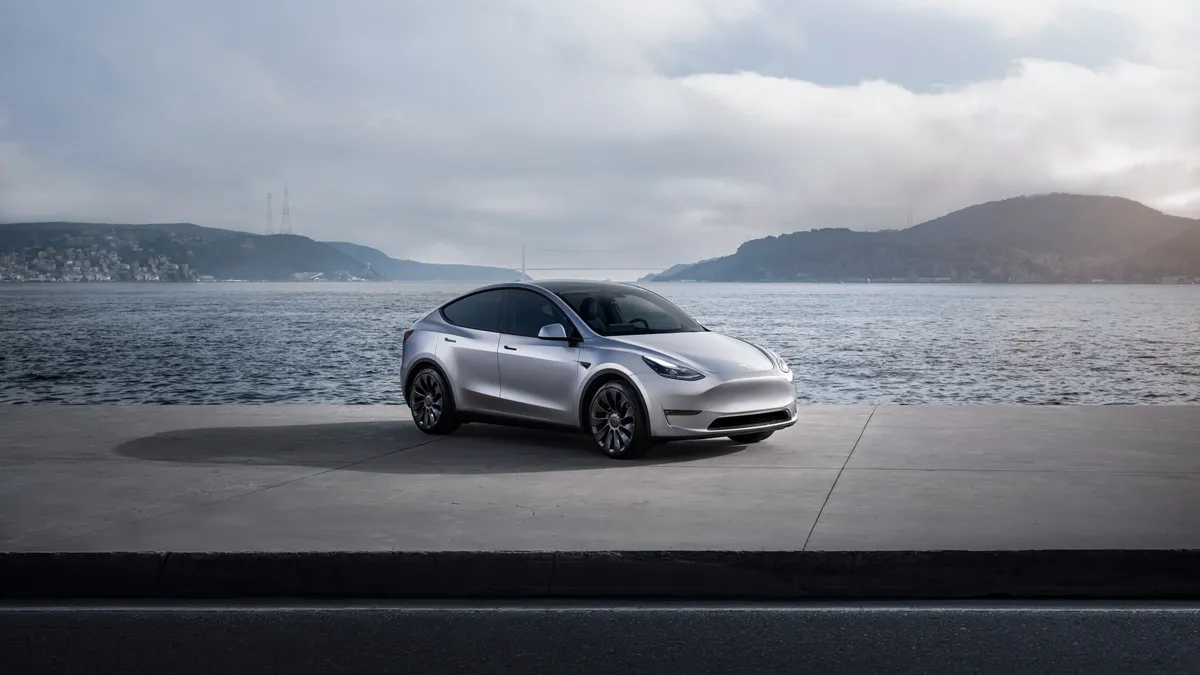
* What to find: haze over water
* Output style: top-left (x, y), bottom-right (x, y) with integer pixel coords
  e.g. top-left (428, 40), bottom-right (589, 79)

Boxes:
top-left (2, 283), bottom-right (1198, 405)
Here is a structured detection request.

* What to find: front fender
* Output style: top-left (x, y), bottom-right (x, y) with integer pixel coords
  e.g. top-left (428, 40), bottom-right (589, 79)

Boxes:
top-left (576, 362), bottom-right (654, 430)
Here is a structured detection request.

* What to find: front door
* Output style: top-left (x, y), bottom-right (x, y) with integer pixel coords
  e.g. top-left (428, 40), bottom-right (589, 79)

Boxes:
top-left (496, 288), bottom-right (582, 426)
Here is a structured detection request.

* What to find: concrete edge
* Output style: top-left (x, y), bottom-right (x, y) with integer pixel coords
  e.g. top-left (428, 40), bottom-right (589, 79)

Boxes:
top-left (5, 550), bottom-right (1200, 600)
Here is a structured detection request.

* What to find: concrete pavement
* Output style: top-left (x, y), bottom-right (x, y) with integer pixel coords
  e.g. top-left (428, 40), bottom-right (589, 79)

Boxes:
top-left (2, 404), bottom-right (1200, 552)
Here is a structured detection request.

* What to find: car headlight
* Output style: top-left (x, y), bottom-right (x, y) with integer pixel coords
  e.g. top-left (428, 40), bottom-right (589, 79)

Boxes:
top-left (759, 346), bottom-right (790, 373)
top-left (773, 351), bottom-right (790, 373)
top-left (642, 355), bottom-right (705, 381)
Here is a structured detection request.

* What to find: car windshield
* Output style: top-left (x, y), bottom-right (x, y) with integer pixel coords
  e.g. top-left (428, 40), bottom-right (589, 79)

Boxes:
top-left (554, 286), bottom-right (705, 336)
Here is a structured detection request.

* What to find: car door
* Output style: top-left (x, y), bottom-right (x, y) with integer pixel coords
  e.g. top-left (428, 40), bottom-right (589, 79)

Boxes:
top-left (496, 288), bottom-right (583, 425)
top-left (436, 288), bottom-right (504, 413)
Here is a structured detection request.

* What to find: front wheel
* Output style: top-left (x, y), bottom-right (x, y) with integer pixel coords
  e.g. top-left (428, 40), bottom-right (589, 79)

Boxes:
top-left (588, 381), bottom-right (652, 459)
top-left (408, 367), bottom-right (460, 435)
top-left (728, 430), bottom-right (774, 444)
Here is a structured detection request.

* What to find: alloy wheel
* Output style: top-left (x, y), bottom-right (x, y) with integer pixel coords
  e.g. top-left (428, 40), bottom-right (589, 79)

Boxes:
top-left (590, 386), bottom-right (636, 456)
top-left (410, 371), bottom-right (443, 430)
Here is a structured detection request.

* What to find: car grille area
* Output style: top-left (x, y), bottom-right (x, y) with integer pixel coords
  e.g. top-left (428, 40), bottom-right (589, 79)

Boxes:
top-left (707, 409), bottom-right (792, 431)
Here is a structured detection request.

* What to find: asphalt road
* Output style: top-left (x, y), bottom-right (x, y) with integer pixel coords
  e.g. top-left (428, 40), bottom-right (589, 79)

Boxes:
top-left (5, 601), bottom-right (1200, 674)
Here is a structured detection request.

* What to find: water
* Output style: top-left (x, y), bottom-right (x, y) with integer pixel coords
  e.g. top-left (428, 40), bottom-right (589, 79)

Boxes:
top-left (1, 283), bottom-right (1198, 405)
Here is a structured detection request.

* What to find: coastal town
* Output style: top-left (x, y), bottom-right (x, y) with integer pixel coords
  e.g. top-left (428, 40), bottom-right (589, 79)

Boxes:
top-left (0, 225), bottom-right (368, 282)
top-left (0, 247), bottom-right (375, 283)
top-left (0, 247), bottom-right (199, 282)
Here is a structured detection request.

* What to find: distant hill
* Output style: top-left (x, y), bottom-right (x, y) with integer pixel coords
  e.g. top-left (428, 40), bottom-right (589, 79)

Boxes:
top-left (0, 222), bottom-right (380, 281)
top-left (637, 258), bottom-right (719, 282)
top-left (0, 221), bottom-right (244, 239)
top-left (653, 194), bottom-right (1200, 283)
top-left (0, 222), bottom-right (523, 282)
top-left (905, 194), bottom-right (1198, 258)
top-left (1118, 229), bottom-right (1200, 277)
top-left (673, 229), bottom-right (1041, 282)
top-left (326, 242), bottom-right (524, 282)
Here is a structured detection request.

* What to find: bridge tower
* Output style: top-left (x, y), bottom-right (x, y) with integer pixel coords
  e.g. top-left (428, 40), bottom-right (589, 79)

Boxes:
top-left (281, 181), bottom-right (293, 234)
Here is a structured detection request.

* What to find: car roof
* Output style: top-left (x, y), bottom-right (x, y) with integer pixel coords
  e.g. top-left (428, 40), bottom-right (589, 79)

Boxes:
top-left (440, 280), bottom-right (646, 306)
top-left (530, 279), bottom-right (643, 294)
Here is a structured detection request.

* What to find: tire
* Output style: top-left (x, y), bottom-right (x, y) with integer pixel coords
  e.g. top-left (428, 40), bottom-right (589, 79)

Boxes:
top-left (728, 430), bottom-right (774, 444)
top-left (407, 366), bottom-right (460, 435)
top-left (587, 380), bottom-right (652, 459)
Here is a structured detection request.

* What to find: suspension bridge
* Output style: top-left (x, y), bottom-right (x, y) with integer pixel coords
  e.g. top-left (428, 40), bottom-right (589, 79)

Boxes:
top-left (516, 245), bottom-right (667, 277)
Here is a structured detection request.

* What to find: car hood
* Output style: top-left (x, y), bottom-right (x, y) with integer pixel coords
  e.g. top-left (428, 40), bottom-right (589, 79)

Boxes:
top-left (610, 331), bottom-right (775, 374)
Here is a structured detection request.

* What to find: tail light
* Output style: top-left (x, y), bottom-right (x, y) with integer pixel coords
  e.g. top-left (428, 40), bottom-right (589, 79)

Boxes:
top-left (403, 329), bottom-right (413, 343)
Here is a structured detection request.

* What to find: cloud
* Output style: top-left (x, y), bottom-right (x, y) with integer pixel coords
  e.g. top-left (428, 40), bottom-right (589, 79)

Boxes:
top-left (1, 0), bottom-right (1197, 275)
top-left (677, 58), bottom-right (1200, 215)
top-left (881, 0), bottom-right (1193, 42)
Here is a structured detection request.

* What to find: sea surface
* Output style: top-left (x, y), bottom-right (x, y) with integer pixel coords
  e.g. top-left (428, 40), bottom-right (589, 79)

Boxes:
top-left (1, 282), bottom-right (1198, 405)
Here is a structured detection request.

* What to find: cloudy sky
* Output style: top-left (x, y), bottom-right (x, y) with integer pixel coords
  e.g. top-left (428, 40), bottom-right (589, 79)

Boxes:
top-left (2, 0), bottom-right (1198, 277)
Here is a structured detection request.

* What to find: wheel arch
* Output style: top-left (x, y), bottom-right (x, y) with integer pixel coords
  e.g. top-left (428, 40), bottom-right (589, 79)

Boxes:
top-left (577, 367), bottom-right (652, 432)
top-left (404, 357), bottom-right (452, 403)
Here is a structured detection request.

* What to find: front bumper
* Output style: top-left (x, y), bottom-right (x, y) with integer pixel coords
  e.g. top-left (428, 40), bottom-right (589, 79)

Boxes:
top-left (641, 370), bottom-right (799, 439)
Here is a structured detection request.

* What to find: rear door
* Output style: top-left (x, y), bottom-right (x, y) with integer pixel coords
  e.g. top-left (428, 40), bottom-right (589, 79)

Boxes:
top-left (436, 289), bottom-right (504, 412)
top-left (496, 288), bottom-right (583, 425)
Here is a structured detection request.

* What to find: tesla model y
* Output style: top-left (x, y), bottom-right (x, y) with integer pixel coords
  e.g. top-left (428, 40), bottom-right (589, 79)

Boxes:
top-left (400, 281), bottom-right (797, 459)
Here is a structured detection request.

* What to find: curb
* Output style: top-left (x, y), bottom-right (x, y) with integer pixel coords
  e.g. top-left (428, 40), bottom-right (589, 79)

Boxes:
top-left (5, 550), bottom-right (1200, 600)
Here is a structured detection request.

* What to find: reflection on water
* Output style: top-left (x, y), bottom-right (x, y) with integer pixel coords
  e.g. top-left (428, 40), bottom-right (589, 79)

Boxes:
top-left (2, 282), bottom-right (1198, 404)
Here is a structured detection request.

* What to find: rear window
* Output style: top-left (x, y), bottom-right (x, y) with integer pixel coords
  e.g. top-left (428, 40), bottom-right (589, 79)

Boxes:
top-left (440, 289), bottom-right (503, 332)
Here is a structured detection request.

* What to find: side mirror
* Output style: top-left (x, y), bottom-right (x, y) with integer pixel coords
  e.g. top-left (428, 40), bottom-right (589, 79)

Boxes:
top-left (537, 323), bottom-right (569, 340)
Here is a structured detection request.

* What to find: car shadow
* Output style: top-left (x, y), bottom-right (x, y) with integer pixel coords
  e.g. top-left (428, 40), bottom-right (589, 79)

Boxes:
top-left (113, 421), bottom-right (751, 474)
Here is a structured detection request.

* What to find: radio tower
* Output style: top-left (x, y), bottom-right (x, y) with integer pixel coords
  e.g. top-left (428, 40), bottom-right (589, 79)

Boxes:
top-left (281, 181), bottom-right (293, 235)
top-left (265, 192), bottom-right (274, 235)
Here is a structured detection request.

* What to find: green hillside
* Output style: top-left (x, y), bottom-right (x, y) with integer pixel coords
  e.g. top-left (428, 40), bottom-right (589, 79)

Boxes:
top-left (654, 194), bottom-right (1200, 283)
top-left (326, 241), bottom-right (525, 282)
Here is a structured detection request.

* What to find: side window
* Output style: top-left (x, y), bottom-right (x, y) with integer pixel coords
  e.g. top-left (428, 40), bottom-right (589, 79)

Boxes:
top-left (503, 289), bottom-right (574, 338)
top-left (440, 289), bottom-right (503, 332)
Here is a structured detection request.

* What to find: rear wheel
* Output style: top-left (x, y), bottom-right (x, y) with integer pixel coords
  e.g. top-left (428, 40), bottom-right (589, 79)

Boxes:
top-left (408, 367), bottom-right (460, 435)
top-left (588, 381), bottom-right (651, 459)
top-left (728, 430), bottom-right (774, 444)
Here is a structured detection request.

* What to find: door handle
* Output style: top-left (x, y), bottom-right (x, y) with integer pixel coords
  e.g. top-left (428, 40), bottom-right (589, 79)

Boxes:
top-left (503, 345), bottom-right (517, 351)
top-left (443, 337), bottom-right (456, 343)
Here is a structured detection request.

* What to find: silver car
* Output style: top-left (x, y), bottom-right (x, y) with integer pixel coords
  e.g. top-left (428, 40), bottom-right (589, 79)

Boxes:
top-left (400, 280), bottom-right (797, 459)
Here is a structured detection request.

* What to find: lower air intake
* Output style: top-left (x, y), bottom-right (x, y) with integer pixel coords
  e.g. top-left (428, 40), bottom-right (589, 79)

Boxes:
top-left (707, 409), bottom-right (792, 431)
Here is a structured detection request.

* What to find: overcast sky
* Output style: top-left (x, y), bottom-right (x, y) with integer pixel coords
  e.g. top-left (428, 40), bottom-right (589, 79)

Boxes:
top-left (2, 0), bottom-right (1198, 277)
